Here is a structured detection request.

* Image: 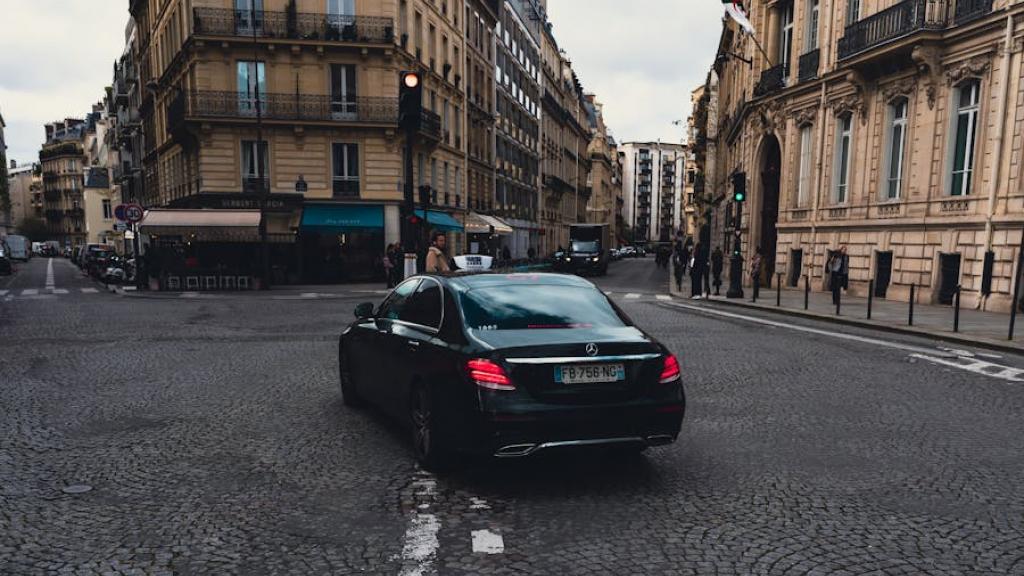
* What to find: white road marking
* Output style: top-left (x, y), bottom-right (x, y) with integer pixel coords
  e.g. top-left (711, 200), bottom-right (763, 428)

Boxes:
top-left (656, 294), bottom-right (672, 301)
top-left (45, 258), bottom-right (55, 289)
top-left (180, 292), bottom-right (200, 298)
top-left (471, 530), bottom-right (505, 554)
top-left (625, 293), bottom-right (640, 299)
top-left (910, 354), bottom-right (1024, 383)
top-left (664, 302), bottom-right (955, 357)
top-left (300, 292), bottom-right (319, 299)
top-left (0, 290), bottom-right (7, 296)
top-left (50, 289), bottom-right (69, 295)
top-left (398, 474), bottom-right (441, 576)
top-left (80, 288), bottom-right (99, 294)
top-left (21, 289), bottom-right (38, 296)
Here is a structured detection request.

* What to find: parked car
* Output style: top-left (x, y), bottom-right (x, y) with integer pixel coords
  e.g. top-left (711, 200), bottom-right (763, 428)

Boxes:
top-left (84, 245), bottom-right (117, 278)
top-left (0, 243), bottom-right (12, 275)
top-left (338, 273), bottom-right (685, 469)
top-left (3, 235), bottom-right (31, 262)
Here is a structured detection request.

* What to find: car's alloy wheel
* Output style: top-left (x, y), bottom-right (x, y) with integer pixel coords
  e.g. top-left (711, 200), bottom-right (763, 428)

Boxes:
top-left (410, 385), bottom-right (445, 470)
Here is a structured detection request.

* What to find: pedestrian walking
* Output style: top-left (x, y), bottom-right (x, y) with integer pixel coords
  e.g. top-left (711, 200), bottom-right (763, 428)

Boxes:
top-left (711, 247), bottom-right (724, 295)
top-left (749, 248), bottom-right (763, 301)
top-left (527, 246), bottom-right (536, 261)
top-left (383, 245), bottom-right (396, 288)
top-left (425, 232), bottom-right (451, 274)
top-left (672, 249), bottom-right (685, 292)
top-left (689, 242), bottom-right (706, 299)
top-left (681, 243), bottom-right (691, 275)
top-left (827, 246), bottom-right (850, 305)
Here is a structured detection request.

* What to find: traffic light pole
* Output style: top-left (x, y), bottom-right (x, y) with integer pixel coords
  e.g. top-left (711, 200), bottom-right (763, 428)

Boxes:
top-left (726, 205), bottom-right (744, 299)
top-left (402, 132), bottom-right (418, 279)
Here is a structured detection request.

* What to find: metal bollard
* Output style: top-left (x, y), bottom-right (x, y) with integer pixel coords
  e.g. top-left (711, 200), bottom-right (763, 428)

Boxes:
top-left (836, 282), bottom-right (841, 316)
top-left (954, 285), bottom-right (961, 333)
top-left (777, 273), bottom-right (783, 307)
top-left (804, 274), bottom-right (810, 310)
top-left (867, 279), bottom-right (874, 320)
top-left (909, 283), bottom-right (916, 326)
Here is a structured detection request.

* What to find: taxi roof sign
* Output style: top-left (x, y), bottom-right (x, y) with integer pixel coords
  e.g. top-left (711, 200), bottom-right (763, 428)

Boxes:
top-left (453, 255), bottom-right (493, 272)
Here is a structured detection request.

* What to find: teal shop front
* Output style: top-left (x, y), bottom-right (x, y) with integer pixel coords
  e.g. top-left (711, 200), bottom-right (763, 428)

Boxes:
top-left (299, 204), bottom-right (386, 283)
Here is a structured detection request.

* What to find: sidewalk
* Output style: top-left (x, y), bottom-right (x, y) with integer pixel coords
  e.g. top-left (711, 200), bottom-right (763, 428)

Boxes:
top-left (668, 268), bottom-right (1024, 354)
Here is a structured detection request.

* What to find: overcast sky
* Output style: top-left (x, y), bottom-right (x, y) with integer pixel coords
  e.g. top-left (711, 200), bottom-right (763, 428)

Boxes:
top-left (546, 0), bottom-right (724, 146)
top-left (0, 1), bottom-right (724, 165)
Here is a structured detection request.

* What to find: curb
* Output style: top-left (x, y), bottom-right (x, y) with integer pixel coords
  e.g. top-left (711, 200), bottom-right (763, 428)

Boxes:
top-left (695, 295), bottom-right (1024, 356)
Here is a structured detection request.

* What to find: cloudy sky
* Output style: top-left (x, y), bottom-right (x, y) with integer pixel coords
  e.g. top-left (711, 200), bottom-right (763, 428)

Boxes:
top-left (546, 0), bottom-right (725, 145)
top-left (0, 1), bottom-right (725, 165)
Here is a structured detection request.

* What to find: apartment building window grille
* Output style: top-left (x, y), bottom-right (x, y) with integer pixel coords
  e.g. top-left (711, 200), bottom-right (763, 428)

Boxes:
top-left (241, 140), bottom-right (269, 193)
top-left (237, 61), bottom-right (266, 116)
top-left (331, 143), bottom-right (359, 197)
top-left (833, 114), bottom-right (852, 204)
top-left (330, 64), bottom-right (357, 119)
top-left (797, 124), bottom-right (813, 206)
top-left (884, 99), bottom-right (908, 200)
top-left (950, 81), bottom-right (980, 196)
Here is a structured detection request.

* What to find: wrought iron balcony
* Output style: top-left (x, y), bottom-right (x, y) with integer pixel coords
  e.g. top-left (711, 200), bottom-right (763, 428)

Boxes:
top-left (798, 49), bottom-right (820, 82)
top-left (838, 0), bottom-right (947, 60)
top-left (173, 90), bottom-right (399, 126)
top-left (954, 0), bottom-right (993, 24)
top-left (242, 176), bottom-right (271, 194)
top-left (45, 209), bottom-right (64, 222)
top-left (39, 142), bottom-right (83, 161)
top-left (193, 8), bottom-right (394, 44)
top-left (754, 64), bottom-right (788, 97)
top-left (332, 179), bottom-right (360, 198)
top-left (419, 108), bottom-right (442, 144)
top-left (43, 189), bottom-right (62, 202)
top-left (65, 207), bottom-right (85, 219)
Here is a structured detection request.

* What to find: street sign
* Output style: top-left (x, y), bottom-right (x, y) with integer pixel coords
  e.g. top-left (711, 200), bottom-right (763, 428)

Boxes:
top-left (113, 222), bottom-right (128, 232)
top-left (124, 204), bottom-right (144, 224)
top-left (114, 204), bottom-right (128, 221)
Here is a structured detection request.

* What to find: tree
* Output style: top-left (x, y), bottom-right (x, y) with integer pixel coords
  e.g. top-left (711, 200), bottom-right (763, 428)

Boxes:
top-left (17, 217), bottom-right (48, 242)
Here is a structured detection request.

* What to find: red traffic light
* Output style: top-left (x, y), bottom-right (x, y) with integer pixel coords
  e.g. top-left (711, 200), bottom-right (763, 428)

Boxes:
top-left (407, 215), bottom-right (422, 225)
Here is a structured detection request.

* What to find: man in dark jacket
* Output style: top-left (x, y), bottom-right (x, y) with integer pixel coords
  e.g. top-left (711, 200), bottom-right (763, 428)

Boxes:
top-left (689, 242), bottom-right (706, 299)
top-left (711, 247), bottom-right (724, 295)
top-left (827, 246), bottom-right (850, 305)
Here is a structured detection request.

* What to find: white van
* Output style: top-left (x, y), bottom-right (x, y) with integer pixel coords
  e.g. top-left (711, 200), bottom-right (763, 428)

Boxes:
top-left (4, 235), bottom-right (30, 261)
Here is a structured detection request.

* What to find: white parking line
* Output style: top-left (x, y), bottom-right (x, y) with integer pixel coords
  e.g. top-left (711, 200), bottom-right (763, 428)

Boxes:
top-left (471, 530), bottom-right (504, 554)
top-left (398, 474), bottom-right (441, 576)
top-left (22, 289), bottom-right (38, 296)
top-left (80, 288), bottom-right (99, 294)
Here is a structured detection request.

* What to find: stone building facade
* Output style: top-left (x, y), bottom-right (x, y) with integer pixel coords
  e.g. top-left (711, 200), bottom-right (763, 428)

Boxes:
top-left (708, 0), bottom-right (1024, 311)
top-left (619, 142), bottom-right (687, 243)
top-left (584, 94), bottom-right (619, 234)
top-left (39, 120), bottom-right (88, 248)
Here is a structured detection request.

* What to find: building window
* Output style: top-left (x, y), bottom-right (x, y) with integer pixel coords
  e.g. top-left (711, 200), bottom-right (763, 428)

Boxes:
top-left (241, 140), bottom-right (269, 192)
top-left (779, 2), bottom-right (794, 70)
top-left (950, 81), bottom-right (980, 197)
top-left (883, 98), bottom-right (908, 200)
top-left (797, 124), bottom-right (813, 207)
top-left (331, 143), bottom-right (359, 197)
top-left (846, 0), bottom-right (860, 25)
top-left (330, 64), bottom-right (357, 119)
top-left (806, 0), bottom-right (819, 50)
top-left (102, 199), bottom-right (112, 220)
top-left (235, 0), bottom-right (264, 35)
top-left (833, 114), bottom-right (852, 204)
top-left (237, 60), bottom-right (266, 115)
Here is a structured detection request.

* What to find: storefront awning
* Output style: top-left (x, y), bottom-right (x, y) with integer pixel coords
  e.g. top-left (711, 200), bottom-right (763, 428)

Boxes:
top-left (415, 209), bottom-right (464, 232)
top-left (464, 212), bottom-right (513, 235)
top-left (139, 209), bottom-right (264, 242)
top-left (301, 204), bottom-right (384, 231)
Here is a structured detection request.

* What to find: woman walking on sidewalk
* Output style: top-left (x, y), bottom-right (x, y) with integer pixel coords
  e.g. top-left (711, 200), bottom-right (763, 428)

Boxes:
top-left (827, 246), bottom-right (849, 305)
top-left (749, 248), bottom-right (763, 301)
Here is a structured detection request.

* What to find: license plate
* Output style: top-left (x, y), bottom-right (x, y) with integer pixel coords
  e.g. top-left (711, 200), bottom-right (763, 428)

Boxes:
top-left (554, 363), bottom-right (625, 384)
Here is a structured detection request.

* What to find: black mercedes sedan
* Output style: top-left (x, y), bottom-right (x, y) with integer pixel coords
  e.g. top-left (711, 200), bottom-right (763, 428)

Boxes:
top-left (338, 272), bottom-right (685, 469)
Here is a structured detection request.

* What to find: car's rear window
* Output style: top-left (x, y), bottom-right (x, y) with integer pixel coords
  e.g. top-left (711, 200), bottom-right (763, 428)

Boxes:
top-left (460, 285), bottom-right (626, 330)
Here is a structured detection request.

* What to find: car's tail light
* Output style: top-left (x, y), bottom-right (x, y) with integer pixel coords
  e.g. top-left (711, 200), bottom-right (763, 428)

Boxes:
top-left (659, 354), bottom-right (681, 384)
top-left (466, 359), bottom-right (515, 391)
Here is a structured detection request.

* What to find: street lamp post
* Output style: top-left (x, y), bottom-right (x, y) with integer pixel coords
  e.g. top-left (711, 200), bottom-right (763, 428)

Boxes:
top-left (726, 172), bottom-right (746, 299)
top-left (251, 4), bottom-right (271, 290)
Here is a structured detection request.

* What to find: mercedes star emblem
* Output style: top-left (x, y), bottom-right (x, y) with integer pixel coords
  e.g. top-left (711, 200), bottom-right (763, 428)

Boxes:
top-left (585, 343), bottom-right (599, 357)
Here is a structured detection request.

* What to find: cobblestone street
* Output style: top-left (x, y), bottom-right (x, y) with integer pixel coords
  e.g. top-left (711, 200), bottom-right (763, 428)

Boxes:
top-left (3, 258), bottom-right (1024, 575)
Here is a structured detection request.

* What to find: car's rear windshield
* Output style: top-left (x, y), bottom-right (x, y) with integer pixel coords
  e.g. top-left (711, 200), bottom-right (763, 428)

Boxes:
top-left (460, 285), bottom-right (626, 330)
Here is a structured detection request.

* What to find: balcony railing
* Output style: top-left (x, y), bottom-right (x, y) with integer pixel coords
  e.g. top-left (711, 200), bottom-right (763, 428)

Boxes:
top-left (65, 208), bottom-right (85, 219)
top-left (754, 64), bottom-right (788, 97)
top-left (242, 176), bottom-right (271, 194)
top-left (838, 0), bottom-right (947, 60)
top-left (39, 142), bottom-right (83, 161)
top-left (43, 189), bottom-right (62, 202)
top-left (954, 0), bottom-right (993, 24)
top-left (175, 90), bottom-right (399, 125)
top-left (419, 108), bottom-right (442, 143)
top-left (332, 179), bottom-right (360, 198)
top-left (798, 49), bottom-right (820, 82)
top-left (45, 209), bottom-right (64, 222)
top-left (193, 8), bottom-right (394, 44)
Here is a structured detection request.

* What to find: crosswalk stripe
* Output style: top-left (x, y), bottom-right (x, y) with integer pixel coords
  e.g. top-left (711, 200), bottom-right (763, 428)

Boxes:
top-left (656, 295), bottom-right (672, 301)
top-left (625, 293), bottom-right (640, 299)
top-left (22, 289), bottom-right (38, 296)
top-left (80, 288), bottom-right (99, 294)
top-left (50, 289), bottom-right (69, 295)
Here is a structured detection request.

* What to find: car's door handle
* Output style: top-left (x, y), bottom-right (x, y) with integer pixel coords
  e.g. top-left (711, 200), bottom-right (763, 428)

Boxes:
top-left (406, 340), bottom-right (420, 348)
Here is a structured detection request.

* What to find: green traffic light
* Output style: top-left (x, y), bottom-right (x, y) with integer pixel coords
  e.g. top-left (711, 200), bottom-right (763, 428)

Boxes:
top-left (734, 192), bottom-right (745, 202)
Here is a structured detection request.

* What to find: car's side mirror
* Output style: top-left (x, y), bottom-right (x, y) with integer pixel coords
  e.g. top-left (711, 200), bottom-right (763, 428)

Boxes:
top-left (354, 302), bottom-right (375, 319)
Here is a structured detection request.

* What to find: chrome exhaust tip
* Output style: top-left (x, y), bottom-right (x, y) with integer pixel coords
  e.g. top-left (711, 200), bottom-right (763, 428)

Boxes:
top-left (494, 443), bottom-right (537, 457)
top-left (645, 434), bottom-right (675, 446)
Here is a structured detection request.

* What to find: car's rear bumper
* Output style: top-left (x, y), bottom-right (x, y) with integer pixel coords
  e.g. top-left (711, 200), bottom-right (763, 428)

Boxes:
top-left (466, 401), bottom-right (685, 457)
